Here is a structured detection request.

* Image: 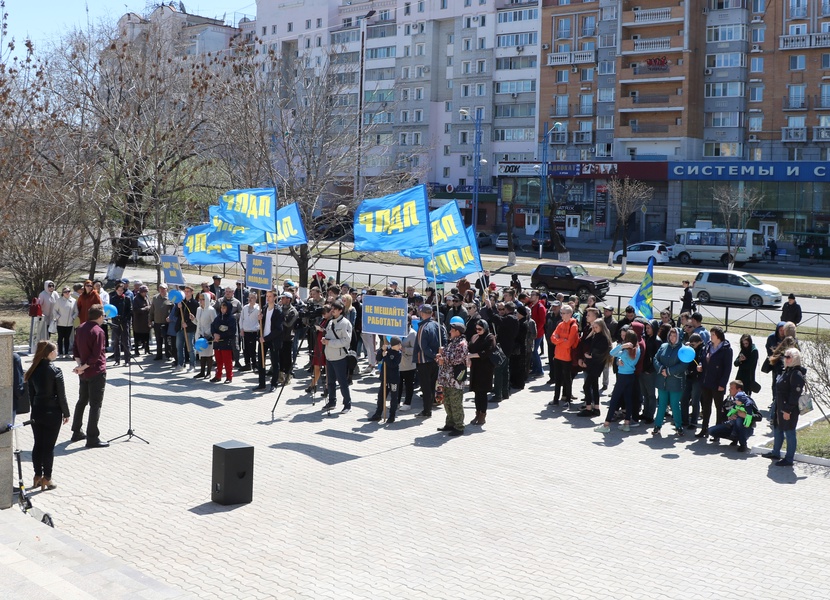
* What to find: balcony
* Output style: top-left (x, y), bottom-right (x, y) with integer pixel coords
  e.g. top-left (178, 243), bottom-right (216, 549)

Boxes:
top-left (823, 1), bottom-right (830, 16)
top-left (573, 131), bottom-right (594, 144)
top-left (549, 105), bottom-right (569, 118)
top-left (780, 32), bottom-right (830, 49)
top-left (783, 96), bottom-right (809, 110)
top-left (815, 95), bottom-right (830, 109)
top-left (814, 126), bottom-right (830, 141)
top-left (544, 130), bottom-right (568, 144)
top-left (790, 6), bottom-right (807, 18)
top-left (619, 64), bottom-right (684, 82)
top-left (621, 6), bottom-right (685, 27)
top-left (574, 104), bottom-right (594, 117)
top-left (546, 50), bottom-right (597, 66)
top-left (617, 94), bottom-right (685, 111)
top-left (621, 123), bottom-right (684, 137)
top-left (621, 36), bottom-right (684, 54)
top-left (781, 127), bottom-right (807, 142)
top-left (580, 27), bottom-right (596, 38)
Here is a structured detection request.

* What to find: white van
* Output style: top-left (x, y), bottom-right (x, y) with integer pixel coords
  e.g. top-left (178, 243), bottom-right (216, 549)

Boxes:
top-left (692, 270), bottom-right (782, 308)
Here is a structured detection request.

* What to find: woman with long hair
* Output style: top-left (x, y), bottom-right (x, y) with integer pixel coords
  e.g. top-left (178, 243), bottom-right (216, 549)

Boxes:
top-left (734, 333), bottom-right (759, 395)
top-left (194, 292), bottom-right (216, 379)
top-left (24, 341), bottom-right (70, 490)
top-left (306, 305), bottom-right (331, 394)
top-left (467, 319), bottom-right (497, 425)
top-left (595, 330), bottom-right (641, 433)
top-left (578, 319), bottom-right (611, 417)
top-left (76, 280), bottom-right (102, 324)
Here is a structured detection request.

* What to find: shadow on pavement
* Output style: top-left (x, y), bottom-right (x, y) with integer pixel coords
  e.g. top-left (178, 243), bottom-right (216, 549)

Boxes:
top-left (132, 392), bottom-right (223, 410)
top-left (766, 463), bottom-right (808, 484)
top-left (270, 441), bottom-right (359, 465)
top-left (188, 501), bottom-right (248, 515)
top-left (317, 428), bottom-right (372, 442)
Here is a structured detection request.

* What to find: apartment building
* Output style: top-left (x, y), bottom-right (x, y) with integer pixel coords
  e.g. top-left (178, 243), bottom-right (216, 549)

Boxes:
top-left (118, 4), bottom-right (241, 54)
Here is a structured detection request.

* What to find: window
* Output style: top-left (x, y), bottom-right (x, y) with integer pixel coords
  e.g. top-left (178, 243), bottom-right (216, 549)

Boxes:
top-left (752, 0), bottom-right (764, 12)
top-left (317, 36), bottom-right (321, 47)
top-left (748, 116), bottom-right (763, 131)
top-left (704, 142), bottom-right (743, 157)
top-left (749, 147), bottom-right (763, 161)
top-left (447, 56), bottom-right (453, 66)
top-left (400, 111), bottom-right (409, 123)
top-left (821, 84), bottom-right (830, 107)
top-left (749, 86), bottom-right (763, 102)
top-left (477, 59), bottom-right (486, 73)
top-left (495, 56), bottom-right (537, 70)
top-left (494, 103), bottom-right (536, 118)
top-left (554, 95), bottom-right (569, 115)
top-left (463, 38), bottom-right (472, 51)
top-left (556, 70), bottom-right (569, 83)
top-left (305, 38), bottom-right (310, 48)
top-left (444, 123), bottom-right (451, 133)
top-left (306, 19), bottom-right (311, 29)
top-left (494, 80), bottom-right (536, 94)
top-left (401, 67), bottom-right (410, 79)
top-left (493, 128), bottom-right (535, 141)
top-left (404, 2), bottom-right (411, 15)
top-left (413, 132), bottom-right (421, 146)
top-left (790, 0), bottom-right (807, 18)
top-left (401, 89), bottom-right (410, 101)
top-left (262, 27), bottom-right (267, 36)
top-left (790, 55), bottom-right (806, 70)
top-left (445, 101), bottom-right (452, 112)
top-left (601, 6), bottom-right (617, 20)
top-left (462, 61), bottom-right (472, 74)
top-left (750, 57), bottom-right (763, 72)
top-left (416, 43), bottom-right (425, 56)
top-left (476, 83), bottom-right (486, 96)
top-left (498, 8), bottom-right (539, 23)
top-left (287, 22), bottom-right (293, 32)
top-left (706, 25), bottom-right (746, 42)
top-left (598, 61), bottom-right (615, 75)
top-left (459, 131), bottom-right (469, 145)
top-left (404, 45), bottom-right (411, 56)
top-left (751, 28), bottom-right (765, 42)
top-left (271, 25), bottom-right (277, 34)
top-left (400, 133), bottom-right (409, 146)
top-left (478, 37), bottom-right (486, 49)
top-left (556, 18), bottom-right (572, 39)
top-left (414, 109), bottom-right (423, 122)
top-left (418, 0), bottom-right (425, 13)
top-left (581, 16), bottom-right (596, 37)
top-left (706, 53), bottom-right (745, 68)
top-left (441, 0), bottom-right (448, 8)
top-left (317, 18), bottom-right (322, 28)
top-left (705, 82), bottom-right (745, 97)
top-left (710, 112), bottom-right (740, 127)
top-left (598, 88), bottom-right (615, 102)
top-left (379, 10), bottom-right (390, 21)
top-left (597, 115), bottom-right (614, 130)
top-left (415, 87), bottom-right (424, 100)
top-left (788, 147), bottom-right (803, 161)
top-left (581, 68), bottom-right (594, 82)
top-left (366, 46), bottom-right (396, 59)
top-left (462, 84), bottom-right (471, 97)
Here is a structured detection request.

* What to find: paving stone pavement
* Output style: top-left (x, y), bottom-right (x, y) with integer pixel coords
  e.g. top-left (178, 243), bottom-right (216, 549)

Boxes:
top-left (6, 331), bottom-right (830, 599)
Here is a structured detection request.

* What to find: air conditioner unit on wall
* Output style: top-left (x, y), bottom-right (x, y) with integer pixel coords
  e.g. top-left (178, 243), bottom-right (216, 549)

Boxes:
top-left (751, 44), bottom-right (761, 52)
top-left (542, 43), bottom-right (550, 50)
top-left (748, 134), bottom-right (758, 141)
top-left (516, 45), bottom-right (524, 52)
top-left (704, 68), bottom-right (713, 75)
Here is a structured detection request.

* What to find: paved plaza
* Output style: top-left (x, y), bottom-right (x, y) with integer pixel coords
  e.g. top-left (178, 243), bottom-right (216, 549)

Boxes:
top-left (3, 329), bottom-right (830, 599)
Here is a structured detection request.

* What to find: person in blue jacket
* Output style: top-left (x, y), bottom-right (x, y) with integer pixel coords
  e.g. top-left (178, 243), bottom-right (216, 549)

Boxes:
top-left (595, 330), bottom-right (641, 433)
top-left (652, 327), bottom-right (687, 436)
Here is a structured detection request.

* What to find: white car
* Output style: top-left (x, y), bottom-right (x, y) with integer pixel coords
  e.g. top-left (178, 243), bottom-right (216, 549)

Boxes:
top-left (692, 270), bottom-right (782, 308)
top-left (613, 242), bottom-right (670, 264)
top-left (495, 233), bottom-right (519, 250)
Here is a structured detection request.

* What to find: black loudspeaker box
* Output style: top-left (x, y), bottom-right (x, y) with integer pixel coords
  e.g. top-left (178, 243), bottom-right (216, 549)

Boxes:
top-left (212, 440), bottom-right (254, 505)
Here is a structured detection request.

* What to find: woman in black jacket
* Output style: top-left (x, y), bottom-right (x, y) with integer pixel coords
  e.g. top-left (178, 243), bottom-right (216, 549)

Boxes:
top-left (577, 319), bottom-right (611, 417)
top-left (734, 334), bottom-right (759, 395)
top-left (210, 301), bottom-right (237, 383)
top-left (467, 319), bottom-right (496, 425)
top-left (763, 348), bottom-right (807, 466)
top-left (24, 341), bottom-right (70, 490)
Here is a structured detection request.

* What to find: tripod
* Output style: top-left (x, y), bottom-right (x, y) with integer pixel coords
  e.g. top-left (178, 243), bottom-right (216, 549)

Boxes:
top-left (108, 359), bottom-right (149, 444)
top-left (270, 337), bottom-right (306, 419)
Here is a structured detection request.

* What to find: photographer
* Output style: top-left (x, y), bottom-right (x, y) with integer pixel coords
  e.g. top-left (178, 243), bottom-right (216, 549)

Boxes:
top-left (278, 292), bottom-right (299, 384)
top-left (321, 299), bottom-right (353, 414)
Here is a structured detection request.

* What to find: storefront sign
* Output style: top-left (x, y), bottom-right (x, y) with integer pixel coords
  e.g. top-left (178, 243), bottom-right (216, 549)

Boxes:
top-left (595, 185), bottom-right (608, 228)
top-left (670, 161), bottom-right (830, 182)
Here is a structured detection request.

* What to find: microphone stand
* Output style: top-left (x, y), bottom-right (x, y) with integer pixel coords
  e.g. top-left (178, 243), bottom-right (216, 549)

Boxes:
top-left (108, 358), bottom-right (149, 444)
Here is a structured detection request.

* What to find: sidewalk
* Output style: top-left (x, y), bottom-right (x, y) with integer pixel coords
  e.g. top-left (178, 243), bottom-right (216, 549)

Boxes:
top-left (4, 330), bottom-right (830, 598)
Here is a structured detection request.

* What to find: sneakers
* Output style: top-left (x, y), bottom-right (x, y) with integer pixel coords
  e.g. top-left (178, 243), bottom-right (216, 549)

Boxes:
top-left (576, 408), bottom-right (594, 417)
top-left (619, 423), bottom-right (631, 432)
top-left (321, 401), bottom-right (336, 412)
top-left (592, 408), bottom-right (601, 417)
top-left (594, 424), bottom-right (611, 433)
top-left (761, 452), bottom-right (781, 460)
top-left (775, 459), bottom-right (794, 467)
top-left (399, 404), bottom-right (411, 411)
top-left (340, 407), bottom-right (351, 414)
top-left (629, 420), bottom-right (640, 428)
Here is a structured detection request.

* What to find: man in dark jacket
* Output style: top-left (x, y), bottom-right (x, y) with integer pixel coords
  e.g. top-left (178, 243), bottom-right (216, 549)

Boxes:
top-left (413, 304), bottom-right (442, 417)
top-left (482, 298), bottom-right (519, 401)
top-left (544, 301), bottom-right (563, 384)
top-left (780, 294), bottom-right (802, 325)
top-left (278, 292), bottom-right (299, 384)
top-left (174, 285), bottom-right (199, 372)
top-left (696, 326), bottom-right (733, 438)
top-left (255, 290), bottom-right (284, 392)
top-left (109, 282), bottom-right (133, 366)
top-left (71, 305), bottom-right (109, 448)
top-left (680, 280), bottom-right (694, 314)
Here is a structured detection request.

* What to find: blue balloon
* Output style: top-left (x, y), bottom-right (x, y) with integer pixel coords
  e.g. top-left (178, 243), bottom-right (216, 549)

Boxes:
top-left (102, 304), bottom-right (117, 319)
top-left (168, 289), bottom-right (184, 304)
top-left (411, 318), bottom-right (420, 332)
top-left (194, 338), bottom-right (209, 352)
top-left (678, 345), bottom-right (696, 363)
top-left (449, 316), bottom-right (465, 326)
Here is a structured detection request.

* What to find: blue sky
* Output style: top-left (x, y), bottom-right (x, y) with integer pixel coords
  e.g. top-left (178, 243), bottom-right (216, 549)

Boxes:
top-left (3, 0), bottom-right (256, 53)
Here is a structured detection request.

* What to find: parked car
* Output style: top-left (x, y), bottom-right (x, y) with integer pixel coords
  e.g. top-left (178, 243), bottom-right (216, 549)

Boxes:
top-left (692, 270), bottom-right (782, 308)
top-left (531, 237), bottom-right (553, 251)
top-left (495, 233), bottom-right (520, 250)
top-left (612, 242), bottom-right (670, 264)
top-left (136, 234), bottom-right (158, 256)
top-left (530, 262), bottom-right (610, 300)
top-left (475, 232), bottom-right (492, 247)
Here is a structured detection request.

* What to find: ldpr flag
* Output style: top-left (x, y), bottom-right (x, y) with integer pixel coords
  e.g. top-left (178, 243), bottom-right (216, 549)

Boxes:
top-left (353, 184), bottom-right (431, 252)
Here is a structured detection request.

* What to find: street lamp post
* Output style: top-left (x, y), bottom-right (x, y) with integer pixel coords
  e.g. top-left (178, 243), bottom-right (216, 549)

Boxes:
top-left (537, 122), bottom-right (563, 259)
top-left (459, 108), bottom-right (486, 231)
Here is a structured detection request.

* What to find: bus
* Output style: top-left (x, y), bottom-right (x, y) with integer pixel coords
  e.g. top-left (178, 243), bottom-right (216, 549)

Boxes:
top-left (671, 228), bottom-right (765, 266)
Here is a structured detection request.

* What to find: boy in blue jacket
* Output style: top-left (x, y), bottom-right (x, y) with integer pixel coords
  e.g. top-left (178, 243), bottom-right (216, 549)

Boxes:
top-left (369, 336), bottom-right (402, 423)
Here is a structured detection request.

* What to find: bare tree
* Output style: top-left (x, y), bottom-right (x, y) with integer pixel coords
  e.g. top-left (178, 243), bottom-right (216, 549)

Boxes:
top-left (544, 176), bottom-right (577, 262)
top-left (801, 333), bottom-right (830, 422)
top-left (606, 176), bottom-right (653, 273)
top-left (712, 184), bottom-right (764, 270)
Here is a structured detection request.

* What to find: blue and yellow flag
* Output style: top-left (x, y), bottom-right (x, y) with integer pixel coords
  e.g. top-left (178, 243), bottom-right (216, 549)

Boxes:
top-left (629, 256), bottom-right (655, 319)
top-left (216, 188), bottom-right (276, 232)
top-left (353, 184), bottom-right (431, 252)
top-left (400, 201), bottom-right (466, 259)
top-left (183, 224), bottom-right (241, 265)
top-left (212, 195), bottom-right (308, 246)
top-left (424, 224), bottom-right (482, 283)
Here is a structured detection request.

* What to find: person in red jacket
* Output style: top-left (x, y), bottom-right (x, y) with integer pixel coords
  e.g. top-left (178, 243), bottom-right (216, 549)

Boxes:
top-left (549, 305), bottom-right (580, 406)
top-left (527, 290), bottom-right (547, 377)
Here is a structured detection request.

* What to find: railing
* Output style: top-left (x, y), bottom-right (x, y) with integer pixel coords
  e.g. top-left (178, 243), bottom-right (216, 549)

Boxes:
top-left (575, 104), bottom-right (594, 116)
top-left (573, 131), bottom-right (594, 143)
top-left (631, 123), bottom-right (670, 133)
top-left (783, 96), bottom-right (809, 110)
top-left (781, 127), bottom-right (808, 142)
top-left (580, 27), bottom-right (596, 37)
top-left (546, 131), bottom-right (568, 143)
top-left (546, 50), bottom-right (597, 66)
top-left (632, 94), bottom-right (670, 104)
top-left (549, 105), bottom-right (569, 118)
top-left (790, 5), bottom-right (807, 18)
top-left (815, 95), bottom-right (830, 109)
top-left (780, 32), bottom-right (830, 49)
top-left (813, 126), bottom-right (830, 141)
top-left (633, 7), bottom-right (673, 23)
top-left (633, 37), bottom-right (673, 51)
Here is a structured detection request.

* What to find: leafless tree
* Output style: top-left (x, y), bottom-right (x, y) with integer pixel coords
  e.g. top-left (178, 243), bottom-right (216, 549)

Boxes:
top-left (606, 176), bottom-right (653, 273)
top-left (801, 334), bottom-right (830, 421)
top-left (712, 184), bottom-right (764, 270)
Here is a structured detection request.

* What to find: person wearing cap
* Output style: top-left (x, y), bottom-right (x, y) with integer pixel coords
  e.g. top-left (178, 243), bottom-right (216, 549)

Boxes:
top-left (234, 281), bottom-right (249, 305)
top-left (413, 304), bottom-right (442, 417)
top-left (109, 281), bottom-right (133, 367)
top-left (436, 319), bottom-right (468, 436)
top-left (210, 300), bottom-right (237, 383)
top-left (321, 299), bottom-right (354, 413)
top-left (131, 279), bottom-right (143, 298)
top-left (53, 286), bottom-right (78, 359)
top-left (150, 284), bottom-right (172, 361)
top-left (117, 279), bottom-right (133, 301)
top-left (209, 275), bottom-right (223, 299)
top-left (389, 280), bottom-right (401, 296)
top-left (132, 285), bottom-right (152, 355)
top-left (369, 336), bottom-right (402, 422)
top-left (174, 285), bottom-right (199, 373)
top-left (278, 291), bottom-right (299, 384)
top-left (781, 293), bottom-right (802, 325)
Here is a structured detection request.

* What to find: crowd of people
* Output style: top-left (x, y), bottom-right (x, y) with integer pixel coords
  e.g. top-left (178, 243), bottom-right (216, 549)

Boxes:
top-left (11, 270), bottom-right (812, 489)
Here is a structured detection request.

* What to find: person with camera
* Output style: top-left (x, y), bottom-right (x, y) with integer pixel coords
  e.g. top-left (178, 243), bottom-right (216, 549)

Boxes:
top-left (321, 299), bottom-right (353, 414)
top-left (277, 292), bottom-right (299, 384)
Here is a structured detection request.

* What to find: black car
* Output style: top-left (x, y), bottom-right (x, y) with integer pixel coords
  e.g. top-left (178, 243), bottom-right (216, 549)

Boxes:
top-left (531, 237), bottom-right (554, 251)
top-left (530, 262), bottom-right (610, 301)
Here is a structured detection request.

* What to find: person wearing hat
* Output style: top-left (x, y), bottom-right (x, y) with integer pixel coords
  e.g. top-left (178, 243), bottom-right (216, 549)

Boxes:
top-left (389, 280), bottom-right (401, 296)
top-left (131, 279), bottom-right (143, 298)
top-left (234, 280), bottom-right (249, 305)
top-left (150, 284), bottom-right (172, 361)
top-left (368, 336), bottom-right (402, 422)
top-left (210, 300), bottom-right (237, 383)
top-left (781, 293), bottom-right (802, 325)
top-left (278, 291), bottom-right (299, 384)
top-left (209, 275), bottom-right (223, 299)
top-left (132, 285), bottom-right (152, 355)
top-left (413, 304), bottom-right (442, 417)
top-left (436, 319), bottom-right (468, 436)
top-left (53, 286), bottom-right (78, 359)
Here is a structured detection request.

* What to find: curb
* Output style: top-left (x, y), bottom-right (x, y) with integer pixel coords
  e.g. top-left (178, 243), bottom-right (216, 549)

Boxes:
top-left (750, 409), bottom-right (830, 467)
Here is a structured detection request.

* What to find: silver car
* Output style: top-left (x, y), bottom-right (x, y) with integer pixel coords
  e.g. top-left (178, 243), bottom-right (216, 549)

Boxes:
top-left (692, 270), bottom-right (782, 308)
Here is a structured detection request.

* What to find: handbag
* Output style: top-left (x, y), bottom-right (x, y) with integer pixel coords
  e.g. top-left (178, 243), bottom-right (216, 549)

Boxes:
top-left (798, 393), bottom-right (814, 415)
top-left (760, 357), bottom-right (772, 373)
top-left (750, 380), bottom-right (762, 394)
top-left (489, 343), bottom-right (507, 367)
top-left (452, 363), bottom-right (467, 383)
